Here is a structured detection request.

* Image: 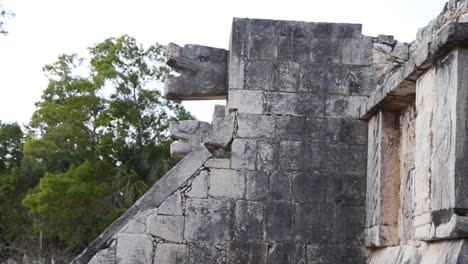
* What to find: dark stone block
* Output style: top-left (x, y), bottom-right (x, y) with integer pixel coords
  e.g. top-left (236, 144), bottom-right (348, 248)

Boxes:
top-left (307, 118), bottom-right (367, 145)
top-left (248, 35), bottom-right (277, 60)
top-left (269, 171), bottom-right (292, 202)
top-left (189, 244), bottom-right (222, 264)
top-left (230, 18), bottom-right (248, 58)
top-left (294, 203), bottom-right (333, 243)
top-left (276, 115), bottom-right (307, 141)
top-left (310, 143), bottom-right (367, 175)
top-left (273, 61), bottom-right (302, 92)
top-left (309, 39), bottom-right (340, 64)
top-left (278, 36), bottom-right (310, 62)
top-left (245, 170), bottom-right (270, 200)
top-left (256, 140), bottom-right (280, 171)
top-left (335, 24), bottom-right (362, 39)
top-left (267, 243), bottom-right (306, 264)
top-left (227, 242), bottom-right (268, 264)
top-left (307, 245), bottom-right (365, 264)
top-left (292, 171), bottom-right (327, 204)
top-left (276, 21), bottom-right (310, 37)
top-left (279, 141), bottom-right (311, 171)
top-left (265, 202), bottom-right (293, 241)
top-left (245, 61), bottom-right (275, 90)
top-left (248, 19), bottom-right (277, 35)
top-left (326, 174), bottom-right (366, 207)
top-left (311, 23), bottom-right (335, 38)
top-left (265, 92), bottom-right (325, 117)
top-left (333, 206), bottom-right (365, 245)
top-left (234, 201), bottom-right (264, 240)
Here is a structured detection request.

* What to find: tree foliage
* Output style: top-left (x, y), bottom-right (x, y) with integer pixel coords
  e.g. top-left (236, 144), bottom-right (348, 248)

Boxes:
top-left (0, 35), bottom-right (193, 262)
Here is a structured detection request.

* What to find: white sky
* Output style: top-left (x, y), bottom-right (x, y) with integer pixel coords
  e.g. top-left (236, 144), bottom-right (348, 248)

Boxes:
top-left (0, 0), bottom-right (447, 124)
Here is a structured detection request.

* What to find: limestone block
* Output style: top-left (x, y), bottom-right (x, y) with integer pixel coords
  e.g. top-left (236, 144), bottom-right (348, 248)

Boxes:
top-left (311, 143), bottom-right (366, 175)
top-left (116, 234), bottom-right (154, 264)
top-left (147, 215), bottom-right (184, 242)
top-left (277, 36), bottom-right (310, 63)
top-left (326, 174), bottom-right (366, 207)
top-left (307, 245), bottom-right (364, 264)
top-left (124, 215), bottom-right (147, 234)
top-left (184, 198), bottom-right (234, 242)
top-left (292, 171), bottom-right (327, 204)
top-left (340, 37), bottom-right (373, 65)
top-left (325, 95), bottom-right (367, 118)
top-left (265, 202), bottom-right (293, 241)
top-left (157, 191), bottom-right (183, 216)
top-left (189, 244), bottom-right (222, 264)
top-left (228, 90), bottom-right (264, 115)
top-left (186, 170), bottom-right (208, 198)
top-left (245, 170), bottom-right (269, 201)
top-left (256, 140), bottom-right (279, 171)
top-left (154, 244), bottom-right (189, 264)
top-left (248, 19), bottom-right (277, 35)
top-left (275, 115), bottom-right (306, 141)
top-left (88, 248), bottom-right (115, 264)
top-left (294, 203), bottom-right (333, 244)
top-left (209, 169), bottom-right (245, 199)
top-left (169, 120), bottom-right (211, 158)
top-left (164, 43), bottom-right (228, 100)
top-left (237, 114), bottom-right (275, 139)
top-left (309, 38), bottom-right (340, 64)
top-left (245, 61), bottom-right (274, 90)
top-left (307, 118), bottom-right (367, 145)
top-left (279, 141), bottom-right (310, 171)
top-left (269, 171), bottom-right (292, 202)
top-left (267, 243), bottom-right (306, 264)
top-left (234, 200), bottom-right (264, 240)
top-left (204, 158), bottom-right (230, 169)
top-left (231, 138), bottom-right (257, 170)
top-left (248, 35), bottom-right (277, 60)
top-left (211, 105), bottom-right (226, 129)
top-left (273, 61), bottom-right (301, 92)
top-left (266, 92), bottom-right (324, 117)
top-left (205, 112), bottom-right (235, 147)
top-left (333, 206), bottom-right (365, 245)
top-left (310, 22), bottom-right (362, 39)
top-left (227, 242), bottom-right (268, 264)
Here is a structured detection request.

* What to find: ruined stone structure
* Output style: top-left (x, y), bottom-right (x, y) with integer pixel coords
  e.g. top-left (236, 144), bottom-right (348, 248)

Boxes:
top-left (72, 1), bottom-right (468, 263)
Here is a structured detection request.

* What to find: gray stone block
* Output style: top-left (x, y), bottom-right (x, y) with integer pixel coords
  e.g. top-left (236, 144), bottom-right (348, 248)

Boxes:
top-left (333, 206), bottom-right (365, 245)
top-left (116, 234), bottom-right (154, 264)
top-left (124, 215), bottom-right (147, 234)
top-left (310, 143), bottom-right (366, 175)
top-left (88, 248), bottom-right (116, 264)
top-left (154, 244), bottom-right (189, 264)
top-left (276, 115), bottom-right (306, 141)
top-left (185, 198), bottom-right (234, 242)
top-left (231, 138), bottom-right (257, 170)
top-left (147, 215), bottom-right (184, 242)
top-left (209, 169), bottom-right (245, 199)
top-left (309, 39), bottom-right (340, 64)
top-left (158, 191), bottom-right (183, 216)
top-left (294, 204), bottom-right (333, 243)
top-left (279, 141), bottom-right (310, 171)
top-left (307, 118), bottom-right (367, 145)
top-left (189, 244), bottom-right (222, 264)
top-left (248, 35), bottom-right (277, 60)
top-left (237, 114), bottom-right (276, 139)
top-left (245, 61), bottom-right (274, 90)
top-left (234, 200), bottom-right (264, 240)
top-left (326, 174), bottom-right (366, 207)
top-left (277, 36), bottom-right (310, 63)
top-left (310, 23), bottom-right (362, 39)
top-left (307, 245), bottom-right (364, 264)
top-left (248, 19), bottom-right (277, 35)
top-left (211, 105), bottom-right (226, 129)
top-left (205, 112), bottom-right (235, 147)
top-left (276, 20), bottom-right (310, 37)
top-left (227, 242), bottom-right (268, 264)
top-left (204, 158), bottom-right (230, 169)
top-left (265, 202), bottom-right (293, 241)
top-left (340, 37), bottom-right (373, 65)
top-left (267, 243), bottom-right (306, 264)
top-left (228, 90), bottom-right (264, 115)
top-left (292, 171), bottom-right (327, 204)
top-left (186, 170), bottom-right (208, 198)
top-left (256, 140), bottom-right (279, 171)
top-left (266, 92), bottom-right (324, 117)
top-left (273, 61), bottom-right (302, 92)
top-left (269, 171), bottom-right (292, 202)
top-left (169, 120), bottom-right (211, 158)
top-left (245, 170), bottom-right (269, 201)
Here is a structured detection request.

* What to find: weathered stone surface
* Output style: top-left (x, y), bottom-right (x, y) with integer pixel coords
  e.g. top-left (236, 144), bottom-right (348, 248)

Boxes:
top-left (265, 202), bottom-right (293, 241)
top-left (154, 244), bottom-right (189, 264)
top-left (158, 191), bottom-right (183, 216)
top-left (164, 43), bottom-right (228, 100)
top-left (311, 143), bottom-right (366, 175)
top-left (231, 138), bottom-right (257, 170)
top-left (169, 119), bottom-right (211, 157)
top-left (307, 245), bottom-right (364, 264)
top-left (204, 158), bottom-right (230, 169)
top-left (185, 198), bottom-right (234, 242)
top-left (88, 248), bottom-right (116, 264)
top-left (307, 118), bottom-right (367, 145)
top-left (278, 35), bottom-right (310, 63)
top-left (245, 170), bottom-right (269, 201)
top-left (188, 244), bottom-right (222, 264)
top-left (228, 90), bottom-right (264, 115)
top-left (279, 141), bottom-right (310, 171)
top-left (273, 61), bottom-right (302, 92)
top-left (227, 242), bottom-right (268, 264)
top-left (186, 170), bottom-right (208, 198)
top-left (269, 171), bottom-right (292, 202)
top-left (234, 200), bottom-right (264, 240)
top-left (295, 203), bottom-right (333, 243)
top-left (325, 95), bottom-right (366, 118)
top-left (209, 169), bottom-right (245, 199)
top-left (276, 115), bottom-right (306, 141)
top-left (248, 34), bottom-right (277, 60)
top-left (292, 171), bottom-right (327, 204)
top-left (147, 215), bottom-right (184, 242)
top-left (237, 114), bottom-right (275, 139)
top-left (205, 112), bottom-right (235, 147)
top-left (124, 215), bottom-right (147, 234)
top-left (265, 92), bottom-right (324, 117)
top-left (267, 243), bottom-right (306, 264)
top-left (212, 105), bottom-right (226, 129)
top-left (116, 234), bottom-right (154, 264)
top-left (256, 140), bottom-right (279, 171)
top-left (245, 61), bottom-right (274, 90)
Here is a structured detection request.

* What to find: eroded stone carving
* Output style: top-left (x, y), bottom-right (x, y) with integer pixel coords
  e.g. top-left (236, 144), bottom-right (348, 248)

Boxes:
top-left (164, 43), bottom-right (228, 100)
top-left (169, 120), bottom-right (211, 158)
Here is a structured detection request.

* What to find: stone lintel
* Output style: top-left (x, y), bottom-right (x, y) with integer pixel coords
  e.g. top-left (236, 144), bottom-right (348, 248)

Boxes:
top-left (360, 23), bottom-right (468, 120)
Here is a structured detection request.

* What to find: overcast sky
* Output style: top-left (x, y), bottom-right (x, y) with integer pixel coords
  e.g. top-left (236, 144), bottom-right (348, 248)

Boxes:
top-left (0, 0), bottom-right (447, 124)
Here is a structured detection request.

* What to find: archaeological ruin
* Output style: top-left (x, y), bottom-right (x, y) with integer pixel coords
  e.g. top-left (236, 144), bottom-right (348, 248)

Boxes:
top-left (72, 0), bottom-right (468, 263)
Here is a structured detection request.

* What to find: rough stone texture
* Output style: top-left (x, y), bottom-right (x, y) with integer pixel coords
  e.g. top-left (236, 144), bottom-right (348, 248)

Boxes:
top-left (164, 43), bottom-right (228, 100)
top-left (157, 191), bottom-right (183, 216)
top-left (147, 215), bottom-right (184, 242)
top-left (154, 244), bottom-right (189, 264)
top-left (208, 169), bottom-right (245, 199)
top-left (115, 234), bottom-right (154, 264)
top-left (169, 120), bottom-right (211, 158)
top-left (186, 170), bottom-right (209, 198)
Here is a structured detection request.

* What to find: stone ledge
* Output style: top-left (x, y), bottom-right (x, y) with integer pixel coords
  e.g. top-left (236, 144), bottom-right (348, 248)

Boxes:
top-left (359, 22), bottom-right (468, 120)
